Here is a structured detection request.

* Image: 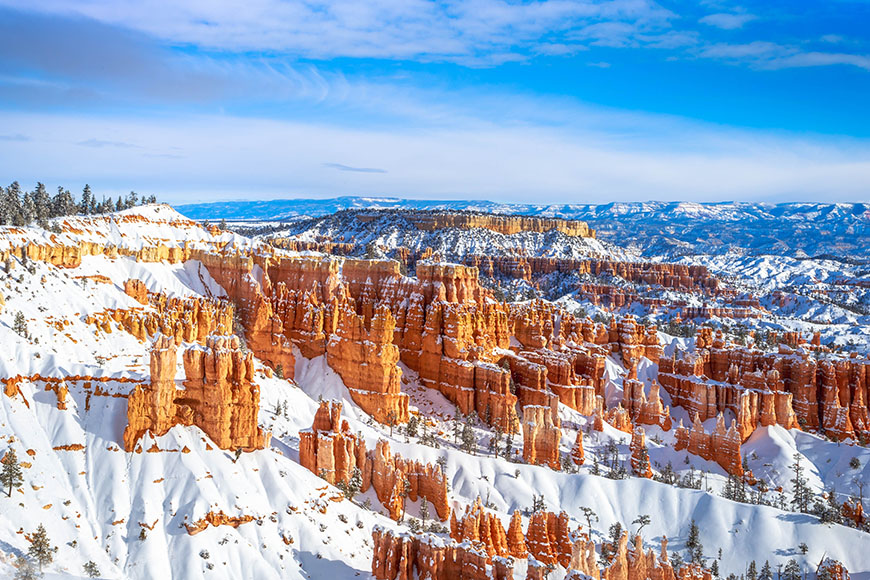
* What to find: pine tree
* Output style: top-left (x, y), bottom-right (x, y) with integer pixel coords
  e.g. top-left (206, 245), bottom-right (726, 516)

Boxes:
top-left (782, 559), bottom-right (801, 580)
top-left (13, 312), bottom-right (28, 338)
top-left (346, 467), bottom-right (362, 501)
top-left (632, 514), bottom-right (650, 537)
top-left (711, 560), bottom-right (719, 577)
top-left (747, 560), bottom-right (758, 580)
top-left (420, 496), bottom-right (429, 525)
top-left (460, 420), bottom-right (476, 455)
top-left (32, 182), bottom-right (51, 224)
top-left (14, 556), bottom-right (39, 580)
top-left (580, 506), bottom-right (598, 532)
top-left (759, 561), bottom-right (773, 580)
top-left (407, 415), bottom-right (419, 437)
top-left (83, 560), bottom-right (101, 578)
top-left (27, 523), bottom-right (55, 570)
top-left (686, 519), bottom-right (703, 564)
top-left (79, 184), bottom-right (93, 215)
top-left (790, 453), bottom-right (812, 513)
top-left (52, 187), bottom-right (76, 218)
top-left (1, 447), bottom-right (24, 496)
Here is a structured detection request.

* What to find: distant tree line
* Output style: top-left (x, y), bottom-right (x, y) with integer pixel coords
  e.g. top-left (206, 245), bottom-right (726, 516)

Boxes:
top-left (0, 181), bottom-right (157, 229)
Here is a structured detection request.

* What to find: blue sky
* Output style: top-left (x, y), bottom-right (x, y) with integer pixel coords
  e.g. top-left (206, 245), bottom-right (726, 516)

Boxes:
top-left (0, 0), bottom-right (869, 204)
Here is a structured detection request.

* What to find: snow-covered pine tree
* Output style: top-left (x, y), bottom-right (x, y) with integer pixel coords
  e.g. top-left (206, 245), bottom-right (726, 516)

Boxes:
top-left (13, 311), bottom-right (28, 338)
top-left (686, 519), bottom-right (703, 564)
top-left (27, 523), bottom-right (56, 570)
top-left (759, 560), bottom-right (773, 580)
top-left (783, 559), bottom-right (801, 580)
top-left (79, 184), bottom-right (93, 215)
top-left (0, 447), bottom-right (24, 496)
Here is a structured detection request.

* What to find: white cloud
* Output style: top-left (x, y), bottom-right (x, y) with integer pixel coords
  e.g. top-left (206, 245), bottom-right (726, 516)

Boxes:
top-left (0, 0), bottom-right (674, 63)
top-left (2, 107), bottom-right (867, 204)
top-left (700, 41), bottom-right (870, 72)
top-left (699, 12), bottom-right (755, 30)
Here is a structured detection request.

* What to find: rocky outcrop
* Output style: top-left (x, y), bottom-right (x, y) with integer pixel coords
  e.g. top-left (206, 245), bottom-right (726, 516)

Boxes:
top-left (522, 404), bottom-right (561, 469)
top-left (371, 526), bottom-right (510, 580)
top-left (659, 332), bottom-right (870, 442)
top-left (326, 305), bottom-right (409, 425)
top-left (674, 414), bottom-right (743, 477)
top-left (300, 402), bottom-right (449, 522)
top-left (124, 334), bottom-right (266, 452)
top-left (124, 335), bottom-right (184, 451)
top-left (299, 400), bottom-right (370, 487)
top-left (86, 291), bottom-right (234, 345)
top-left (571, 430), bottom-right (585, 465)
top-left (449, 498), bottom-right (509, 559)
top-left (623, 379), bottom-right (672, 431)
top-left (374, 211), bottom-right (595, 238)
top-left (602, 533), bottom-right (677, 580)
top-left (124, 278), bottom-right (149, 304)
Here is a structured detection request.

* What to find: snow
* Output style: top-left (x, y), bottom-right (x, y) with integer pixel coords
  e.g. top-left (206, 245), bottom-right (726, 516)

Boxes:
top-left (0, 205), bottom-right (867, 578)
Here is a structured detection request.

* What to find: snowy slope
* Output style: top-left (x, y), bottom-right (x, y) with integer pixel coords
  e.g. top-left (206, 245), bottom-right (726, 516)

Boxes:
top-left (0, 205), bottom-right (867, 579)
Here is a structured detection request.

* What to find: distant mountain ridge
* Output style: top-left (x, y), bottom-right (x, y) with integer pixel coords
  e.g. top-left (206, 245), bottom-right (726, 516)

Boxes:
top-left (175, 197), bottom-right (870, 259)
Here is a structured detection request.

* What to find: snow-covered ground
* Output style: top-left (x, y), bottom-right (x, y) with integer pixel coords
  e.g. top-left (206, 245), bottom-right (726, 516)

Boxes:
top-left (0, 205), bottom-right (867, 578)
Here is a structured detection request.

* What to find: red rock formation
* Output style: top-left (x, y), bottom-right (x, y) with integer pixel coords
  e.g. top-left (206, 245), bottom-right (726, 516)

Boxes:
top-left (817, 558), bottom-right (850, 580)
top-left (674, 414), bottom-right (743, 477)
top-left (326, 304), bottom-right (409, 425)
top-left (124, 335), bottom-right (183, 451)
top-left (299, 400), bottom-right (369, 487)
top-left (387, 211), bottom-right (595, 237)
top-left (449, 498), bottom-right (509, 558)
top-left (522, 404), bottom-right (561, 469)
top-left (371, 526), bottom-right (502, 580)
top-left (623, 379), bottom-right (672, 431)
top-left (602, 533), bottom-right (677, 580)
top-left (181, 335), bottom-right (265, 451)
top-left (507, 510), bottom-right (528, 559)
top-left (571, 430), bottom-right (585, 465)
top-left (124, 279), bottom-right (148, 304)
top-left (124, 334), bottom-right (266, 452)
top-left (300, 404), bottom-right (449, 522)
top-left (184, 511), bottom-right (255, 535)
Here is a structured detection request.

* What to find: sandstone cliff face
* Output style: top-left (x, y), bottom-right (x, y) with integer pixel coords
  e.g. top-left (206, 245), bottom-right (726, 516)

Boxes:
top-left (371, 526), bottom-right (507, 580)
top-left (326, 305), bottom-right (409, 425)
top-left (449, 498), bottom-right (510, 559)
top-left (299, 401), bottom-right (449, 522)
top-left (124, 334), bottom-right (265, 452)
top-left (379, 211), bottom-right (595, 238)
top-left (674, 414), bottom-right (743, 477)
top-left (124, 334), bottom-right (181, 451)
top-left (658, 331), bottom-right (870, 442)
top-left (372, 508), bottom-right (687, 580)
top-left (299, 400), bottom-right (370, 489)
top-left (87, 291), bottom-right (234, 345)
top-left (522, 404), bottom-right (561, 469)
top-left (181, 335), bottom-right (265, 451)
top-left (124, 278), bottom-right (149, 304)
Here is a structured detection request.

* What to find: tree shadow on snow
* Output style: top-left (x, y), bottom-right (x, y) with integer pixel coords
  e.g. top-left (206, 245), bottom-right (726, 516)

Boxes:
top-left (296, 549), bottom-right (365, 578)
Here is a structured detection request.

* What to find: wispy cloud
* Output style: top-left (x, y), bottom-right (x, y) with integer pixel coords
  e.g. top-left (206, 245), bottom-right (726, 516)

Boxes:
top-left (0, 133), bottom-right (28, 141)
top-left (699, 12), bottom-right (755, 30)
top-left (2, 105), bottom-right (868, 204)
top-left (324, 162), bottom-right (387, 173)
top-left (0, 0), bottom-right (674, 64)
top-left (700, 41), bottom-right (870, 71)
top-left (78, 138), bottom-right (141, 149)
